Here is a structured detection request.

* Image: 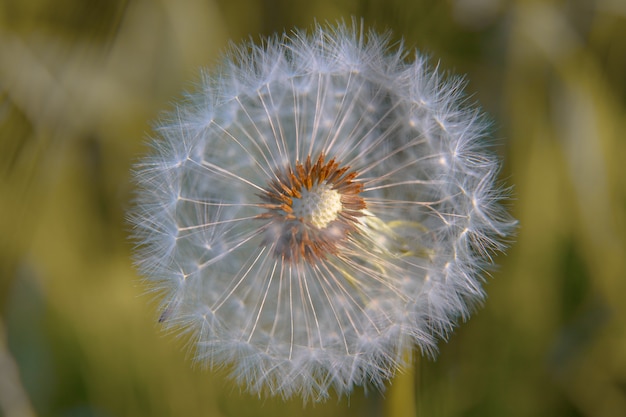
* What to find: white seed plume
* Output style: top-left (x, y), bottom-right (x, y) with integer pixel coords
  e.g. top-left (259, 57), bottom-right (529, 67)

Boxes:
top-left (129, 21), bottom-right (516, 402)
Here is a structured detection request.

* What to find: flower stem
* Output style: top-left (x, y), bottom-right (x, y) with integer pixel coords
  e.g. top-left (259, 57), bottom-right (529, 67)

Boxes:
top-left (386, 352), bottom-right (418, 417)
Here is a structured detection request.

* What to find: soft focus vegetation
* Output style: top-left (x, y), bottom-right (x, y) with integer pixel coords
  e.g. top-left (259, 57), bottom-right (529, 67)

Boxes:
top-left (1, 0), bottom-right (625, 416)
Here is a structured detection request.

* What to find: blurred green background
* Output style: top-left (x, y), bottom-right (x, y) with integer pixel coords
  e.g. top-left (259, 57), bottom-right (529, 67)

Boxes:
top-left (1, 0), bottom-right (625, 416)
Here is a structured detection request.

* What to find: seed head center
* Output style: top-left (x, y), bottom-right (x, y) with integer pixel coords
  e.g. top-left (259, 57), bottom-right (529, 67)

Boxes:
top-left (257, 153), bottom-right (366, 263)
top-left (292, 184), bottom-right (342, 229)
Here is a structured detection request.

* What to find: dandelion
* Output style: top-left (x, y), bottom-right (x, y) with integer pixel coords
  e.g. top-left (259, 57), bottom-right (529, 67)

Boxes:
top-left (129, 21), bottom-right (516, 402)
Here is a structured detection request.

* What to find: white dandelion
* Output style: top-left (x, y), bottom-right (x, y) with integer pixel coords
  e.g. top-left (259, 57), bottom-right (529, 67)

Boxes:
top-left (130, 21), bottom-right (516, 402)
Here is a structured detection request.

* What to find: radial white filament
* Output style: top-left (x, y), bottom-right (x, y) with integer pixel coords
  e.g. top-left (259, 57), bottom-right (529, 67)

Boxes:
top-left (129, 21), bottom-right (517, 402)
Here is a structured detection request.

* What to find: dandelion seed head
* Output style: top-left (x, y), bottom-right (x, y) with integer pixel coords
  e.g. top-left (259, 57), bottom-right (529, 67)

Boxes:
top-left (129, 20), bottom-right (517, 402)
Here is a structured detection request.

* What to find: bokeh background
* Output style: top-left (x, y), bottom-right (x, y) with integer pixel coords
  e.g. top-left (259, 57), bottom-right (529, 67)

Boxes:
top-left (1, 0), bottom-right (625, 416)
